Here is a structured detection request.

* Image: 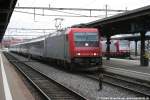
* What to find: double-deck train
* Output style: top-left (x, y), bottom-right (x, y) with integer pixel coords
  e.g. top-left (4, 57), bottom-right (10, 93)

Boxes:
top-left (101, 40), bottom-right (130, 57)
top-left (9, 28), bottom-right (102, 71)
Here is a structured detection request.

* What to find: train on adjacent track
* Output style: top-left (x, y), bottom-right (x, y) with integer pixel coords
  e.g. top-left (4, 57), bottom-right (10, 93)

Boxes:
top-left (101, 40), bottom-right (130, 58)
top-left (9, 28), bottom-right (102, 71)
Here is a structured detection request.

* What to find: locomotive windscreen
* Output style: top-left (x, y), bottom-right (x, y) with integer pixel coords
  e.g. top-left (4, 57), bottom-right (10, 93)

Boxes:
top-left (74, 32), bottom-right (99, 47)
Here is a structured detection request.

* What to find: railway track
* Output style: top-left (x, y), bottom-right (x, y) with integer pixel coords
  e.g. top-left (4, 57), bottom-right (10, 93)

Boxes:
top-left (84, 72), bottom-right (150, 97)
top-left (4, 52), bottom-right (87, 100)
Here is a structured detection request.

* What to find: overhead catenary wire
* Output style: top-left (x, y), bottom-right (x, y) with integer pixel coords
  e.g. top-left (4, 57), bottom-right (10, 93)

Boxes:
top-left (15, 7), bottom-right (128, 12)
top-left (14, 10), bottom-right (104, 18)
top-left (7, 28), bottom-right (57, 30)
top-left (14, 6), bottom-right (128, 18)
top-left (5, 28), bottom-right (55, 38)
top-left (4, 35), bottom-right (45, 37)
top-left (49, 8), bottom-right (90, 17)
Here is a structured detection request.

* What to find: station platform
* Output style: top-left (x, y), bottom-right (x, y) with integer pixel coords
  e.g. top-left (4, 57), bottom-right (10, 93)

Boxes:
top-left (0, 52), bottom-right (34, 100)
top-left (103, 58), bottom-right (150, 82)
top-left (130, 55), bottom-right (141, 60)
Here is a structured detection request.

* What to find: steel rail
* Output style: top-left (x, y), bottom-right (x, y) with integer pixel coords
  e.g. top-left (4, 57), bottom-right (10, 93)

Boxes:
top-left (83, 73), bottom-right (150, 97)
top-left (4, 53), bottom-right (87, 100)
top-left (4, 53), bottom-right (51, 100)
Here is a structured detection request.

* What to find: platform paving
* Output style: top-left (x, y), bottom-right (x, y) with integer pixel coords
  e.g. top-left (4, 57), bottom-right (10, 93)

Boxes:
top-left (0, 53), bottom-right (5, 100)
top-left (103, 58), bottom-right (150, 81)
top-left (0, 52), bottom-right (34, 100)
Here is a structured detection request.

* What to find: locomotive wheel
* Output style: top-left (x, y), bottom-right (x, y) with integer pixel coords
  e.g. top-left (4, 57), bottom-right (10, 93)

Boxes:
top-left (63, 61), bottom-right (69, 69)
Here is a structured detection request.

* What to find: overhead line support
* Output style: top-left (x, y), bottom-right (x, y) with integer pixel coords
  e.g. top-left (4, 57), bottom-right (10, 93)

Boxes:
top-left (15, 7), bottom-right (128, 12)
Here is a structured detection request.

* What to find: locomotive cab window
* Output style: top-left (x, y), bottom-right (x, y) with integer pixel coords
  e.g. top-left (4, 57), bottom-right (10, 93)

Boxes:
top-left (74, 32), bottom-right (99, 47)
top-left (74, 32), bottom-right (98, 41)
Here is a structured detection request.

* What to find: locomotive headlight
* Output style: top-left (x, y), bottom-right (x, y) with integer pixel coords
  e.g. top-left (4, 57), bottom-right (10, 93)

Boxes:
top-left (94, 53), bottom-right (97, 56)
top-left (77, 53), bottom-right (81, 55)
top-left (85, 43), bottom-right (89, 46)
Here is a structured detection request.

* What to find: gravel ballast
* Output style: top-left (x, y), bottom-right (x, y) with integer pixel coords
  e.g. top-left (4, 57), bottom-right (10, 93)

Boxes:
top-left (9, 53), bottom-right (143, 100)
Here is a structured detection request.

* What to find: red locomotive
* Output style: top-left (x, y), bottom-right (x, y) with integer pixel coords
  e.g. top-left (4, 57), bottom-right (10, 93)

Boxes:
top-left (10, 28), bottom-right (102, 71)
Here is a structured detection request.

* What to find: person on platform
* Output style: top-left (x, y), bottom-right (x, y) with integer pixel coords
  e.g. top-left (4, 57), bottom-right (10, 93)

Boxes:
top-left (98, 67), bottom-right (104, 91)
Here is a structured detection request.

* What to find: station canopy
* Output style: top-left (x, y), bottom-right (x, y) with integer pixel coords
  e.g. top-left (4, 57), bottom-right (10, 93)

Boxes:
top-left (72, 5), bottom-right (150, 37)
top-left (111, 32), bottom-right (150, 41)
top-left (0, 0), bottom-right (17, 42)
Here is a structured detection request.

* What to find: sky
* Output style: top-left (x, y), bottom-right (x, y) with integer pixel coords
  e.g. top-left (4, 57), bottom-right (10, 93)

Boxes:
top-left (5, 0), bottom-right (150, 39)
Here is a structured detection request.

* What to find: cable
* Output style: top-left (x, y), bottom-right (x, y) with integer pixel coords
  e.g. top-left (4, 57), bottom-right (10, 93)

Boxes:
top-left (15, 7), bottom-right (128, 12)
top-left (14, 10), bottom-right (105, 18)
top-left (14, 10), bottom-right (102, 17)
top-left (49, 9), bottom-right (88, 17)
top-left (8, 27), bottom-right (56, 30)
